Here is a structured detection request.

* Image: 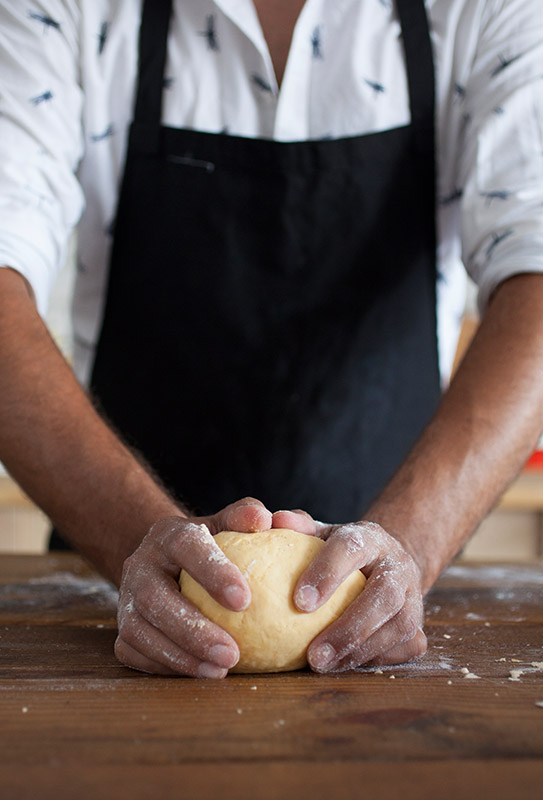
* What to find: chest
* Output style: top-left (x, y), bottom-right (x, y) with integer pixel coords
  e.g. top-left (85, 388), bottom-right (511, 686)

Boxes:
top-left (252, 0), bottom-right (307, 87)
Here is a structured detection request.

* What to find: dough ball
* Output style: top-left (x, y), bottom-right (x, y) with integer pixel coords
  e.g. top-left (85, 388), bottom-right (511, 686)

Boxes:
top-left (179, 528), bottom-right (366, 673)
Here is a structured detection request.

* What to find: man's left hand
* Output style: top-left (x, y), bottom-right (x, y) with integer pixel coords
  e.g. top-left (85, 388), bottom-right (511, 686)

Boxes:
top-left (272, 510), bottom-right (427, 671)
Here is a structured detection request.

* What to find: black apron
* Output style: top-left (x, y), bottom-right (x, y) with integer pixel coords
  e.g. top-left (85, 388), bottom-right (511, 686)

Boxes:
top-left (52, 0), bottom-right (440, 548)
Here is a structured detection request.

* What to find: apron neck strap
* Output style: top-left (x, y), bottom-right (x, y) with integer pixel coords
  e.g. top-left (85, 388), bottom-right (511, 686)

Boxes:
top-left (396, 0), bottom-right (436, 156)
top-left (133, 0), bottom-right (172, 126)
top-left (134, 0), bottom-right (435, 154)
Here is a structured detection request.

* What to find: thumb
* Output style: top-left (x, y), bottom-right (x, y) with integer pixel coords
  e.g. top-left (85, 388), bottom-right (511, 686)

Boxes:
top-left (210, 497), bottom-right (273, 534)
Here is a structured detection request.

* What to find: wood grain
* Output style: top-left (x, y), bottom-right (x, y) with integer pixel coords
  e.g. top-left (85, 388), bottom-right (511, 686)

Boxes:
top-left (0, 554), bottom-right (542, 800)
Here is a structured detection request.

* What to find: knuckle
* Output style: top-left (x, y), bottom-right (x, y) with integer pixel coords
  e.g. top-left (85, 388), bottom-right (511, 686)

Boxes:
top-left (165, 522), bottom-right (194, 553)
top-left (402, 628), bottom-right (427, 661)
top-left (136, 582), bottom-right (167, 619)
top-left (395, 611), bottom-right (419, 642)
top-left (162, 533), bottom-right (186, 566)
top-left (149, 515), bottom-right (184, 539)
top-left (121, 553), bottom-right (138, 583)
top-left (114, 636), bottom-right (130, 665)
top-left (382, 580), bottom-right (405, 613)
top-left (361, 520), bottom-right (386, 537)
top-left (117, 590), bottom-right (135, 622)
top-left (116, 613), bottom-right (139, 645)
top-left (405, 556), bottom-right (422, 585)
top-left (413, 628), bottom-right (428, 656)
top-left (334, 524), bottom-right (365, 553)
top-left (174, 522), bottom-right (213, 555)
top-left (148, 516), bottom-right (191, 560)
top-left (133, 582), bottom-right (154, 611)
top-left (354, 520), bottom-right (386, 550)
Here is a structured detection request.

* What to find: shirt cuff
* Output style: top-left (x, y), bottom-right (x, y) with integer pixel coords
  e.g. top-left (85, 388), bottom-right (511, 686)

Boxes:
top-left (475, 243), bottom-right (543, 315)
top-left (0, 200), bottom-right (72, 318)
top-left (0, 232), bottom-right (58, 318)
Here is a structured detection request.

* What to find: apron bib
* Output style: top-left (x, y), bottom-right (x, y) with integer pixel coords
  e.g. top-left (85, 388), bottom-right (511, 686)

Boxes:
top-left (90, 0), bottom-right (440, 523)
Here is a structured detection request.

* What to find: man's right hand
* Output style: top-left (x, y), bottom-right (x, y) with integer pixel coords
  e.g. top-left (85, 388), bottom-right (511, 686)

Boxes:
top-left (115, 498), bottom-right (273, 678)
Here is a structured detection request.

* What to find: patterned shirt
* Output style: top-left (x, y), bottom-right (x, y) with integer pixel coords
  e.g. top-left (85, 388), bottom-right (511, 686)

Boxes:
top-left (0, 0), bottom-right (542, 386)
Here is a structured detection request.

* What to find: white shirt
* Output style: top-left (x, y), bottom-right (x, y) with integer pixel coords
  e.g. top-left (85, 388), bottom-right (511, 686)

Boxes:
top-left (0, 0), bottom-right (542, 386)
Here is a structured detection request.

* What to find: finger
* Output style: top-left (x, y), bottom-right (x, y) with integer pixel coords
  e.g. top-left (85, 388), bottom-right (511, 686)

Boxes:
top-left (157, 520), bottom-right (252, 611)
top-left (330, 605), bottom-right (423, 671)
top-left (115, 611), bottom-right (229, 678)
top-left (125, 566), bottom-right (241, 668)
top-left (114, 637), bottom-right (185, 676)
top-left (367, 627), bottom-right (428, 667)
top-left (271, 509), bottom-right (321, 535)
top-left (293, 524), bottom-right (377, 612)
top-left (215, 497), bottom-right (273, 534)
top-left (307, 592), bottom-right (422, 673)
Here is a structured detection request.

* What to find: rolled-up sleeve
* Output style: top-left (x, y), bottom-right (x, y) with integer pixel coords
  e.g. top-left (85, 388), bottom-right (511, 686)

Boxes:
top-left (459, 0), bottom-right (543, 313)
top-left (0, 1), bottom-right (85, 317)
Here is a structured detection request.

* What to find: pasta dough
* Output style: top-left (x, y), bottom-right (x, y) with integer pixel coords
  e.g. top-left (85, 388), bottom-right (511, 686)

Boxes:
top-left (179, 528), bottom-right (366, 673)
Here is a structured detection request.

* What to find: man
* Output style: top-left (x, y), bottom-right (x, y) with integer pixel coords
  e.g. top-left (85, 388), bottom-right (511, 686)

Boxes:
top-left (0, 0), bottom-right (541, 678)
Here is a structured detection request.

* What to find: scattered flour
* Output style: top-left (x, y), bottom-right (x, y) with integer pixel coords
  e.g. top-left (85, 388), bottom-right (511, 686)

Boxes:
top-left (26, 572), bottom-right (118, 599)
top-left (207, 549), bottom-right (229, 565)
top-left (460, 667), bottom-right (481, 679)
top-left (444, 564), bottom-right (543, 585)
top-left (508, 663), bottom-right (543, 681)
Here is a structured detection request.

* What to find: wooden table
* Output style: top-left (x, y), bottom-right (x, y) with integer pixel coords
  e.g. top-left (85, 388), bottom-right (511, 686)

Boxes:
top-left (0, 555), bottom-right (542, 800)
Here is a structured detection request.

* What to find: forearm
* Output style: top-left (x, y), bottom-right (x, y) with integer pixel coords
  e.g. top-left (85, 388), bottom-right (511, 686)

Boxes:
top-left (0, 268), bottom-right (183, 584)
top-left (365, 273), bottom-right (543, 593)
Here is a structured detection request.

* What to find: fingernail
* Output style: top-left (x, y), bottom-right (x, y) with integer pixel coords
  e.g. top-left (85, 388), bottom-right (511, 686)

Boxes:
top-left (224, 584), bottom-right (250, 610)
top-left (197, 662), bottom-right (228, 679)
top-left (296, 585), bottom-right (320, 612)
top-left (309, 643), bottom-right (336, 671)
top-left (208, 644), bottom-right (238, 668)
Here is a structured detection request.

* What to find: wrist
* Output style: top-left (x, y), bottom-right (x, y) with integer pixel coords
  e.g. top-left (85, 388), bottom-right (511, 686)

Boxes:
top-left (361, 505), bottom-right (445, 595)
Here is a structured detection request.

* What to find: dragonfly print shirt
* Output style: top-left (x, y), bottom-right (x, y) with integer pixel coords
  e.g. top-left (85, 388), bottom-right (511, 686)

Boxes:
top-left (0, 0), bottom-right (542, 386)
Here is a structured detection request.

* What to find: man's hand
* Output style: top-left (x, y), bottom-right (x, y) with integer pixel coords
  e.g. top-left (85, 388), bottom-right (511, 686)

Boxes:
top-left (115, 498), bottom-right (276, 678)
top-left (273, 274), bottom-right (543, 673)
top-left (272, 511), bottom-right (426, 672)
